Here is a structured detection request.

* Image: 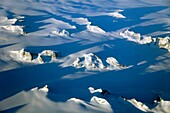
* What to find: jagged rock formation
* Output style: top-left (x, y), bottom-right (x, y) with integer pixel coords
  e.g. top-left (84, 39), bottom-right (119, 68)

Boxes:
top-left (120, 29), bottom-right (170, 52)
top-left (153, 37), bottom-right (170, 51)
top-left (71, 53), bottom-right (128, 71)
top-left (1, 25), bottom-right (24, 34)
top-left (49, 29), bottom-right (69, 37)
top-left (86, 24), bottom-right (106, 34)
top-left (11, 49), bottom-right (62, 63)
top-left (119, 29), bottom-right (141, 43)
top-left (19, 49), bottom-right (32, 62)
top-left (72, 53), bottom-right (105, 70)
top-left (106, 57), bottom-right (128, 70)
top-left (38, 50), bottom-right (62, 63)
top-left (31, 85), bottom-right (49, 93)
top-left (0, 17), bottom-right (25, 34)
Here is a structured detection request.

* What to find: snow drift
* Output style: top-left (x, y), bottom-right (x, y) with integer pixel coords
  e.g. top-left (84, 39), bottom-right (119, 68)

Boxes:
top-left (0, 0), bottom-right (170, 113)
top-left (0, 16), bottom-right (25, 34)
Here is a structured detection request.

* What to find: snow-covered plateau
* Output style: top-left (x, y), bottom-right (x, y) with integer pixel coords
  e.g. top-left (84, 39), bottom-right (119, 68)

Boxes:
top-left (0, 0), bottom-right (170, 113)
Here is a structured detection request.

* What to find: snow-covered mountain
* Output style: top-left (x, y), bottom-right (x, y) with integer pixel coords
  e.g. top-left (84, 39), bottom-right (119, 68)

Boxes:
top-left (71, 53), bottom-right (129, 71)
top-left (0, 0), bottom-right (170, 113)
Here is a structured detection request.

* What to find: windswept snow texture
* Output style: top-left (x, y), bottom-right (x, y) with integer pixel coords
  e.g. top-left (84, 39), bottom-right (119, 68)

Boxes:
top-left (86, 24), bottom-right (106, 34)
top-left (10, 49), bottom-right (61, 63)
top-left (31, 85), bottom-right (49, 93)
top-left (107, 10), bottom-right (126, 19)
top-left (49, 29), bottom-right (69, 37)
top-left (71, 53), bottom-right (129, 71)
top-left (0, 17), bottom-right (25, 34)
top-left (120, 29), bottom-right (170, 51)
top-left (0, 0), bottom-right (170, 113)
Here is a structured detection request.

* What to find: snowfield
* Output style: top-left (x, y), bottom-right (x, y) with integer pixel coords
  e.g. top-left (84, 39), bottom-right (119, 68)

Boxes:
top-left (0, 0), bottom-right (170, 113)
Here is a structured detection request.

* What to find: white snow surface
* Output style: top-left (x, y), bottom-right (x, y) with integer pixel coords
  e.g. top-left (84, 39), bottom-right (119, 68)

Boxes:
top-left (70, 17), bottom-right (91, 25)
top-left (71, 53), bottom-right (129, 71)
top-left (107, 10), bottom-right (126, 18)
top-left (88, 87), bottom-right (102, 94)
top-left (0, 25), bottom-right (24, 34)
top-left (10, 49), bottom-right (60, 63)
top-left (0, 17), bottom-right (24, 34)
top-left (0, 0), bottom-right (170, 113)
top-left (49, 29), bottom-right (69, 37)
top-left (71, 53), bottom-right (105, 70)
top-left (31, 85), bottom-right (49, 93)
top-left (86, 24), bottom-right (106, 34)
top-left (0, 17), bottom-right (17, 25)
top-left (120, 29), bottom-right (170, 51)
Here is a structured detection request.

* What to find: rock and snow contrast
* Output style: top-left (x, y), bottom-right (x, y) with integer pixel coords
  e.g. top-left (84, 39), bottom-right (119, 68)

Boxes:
top-left (10, 49), bottom-right (62, 63)
top-left (0, 17), bottom-right (25, 34)
top-left (71, 53), bottom-right (128, 71)
top-left (71, 53), bottom-right (105, 70)
top-left (0, 0), bottom-right (170, 113)
top-left (120, 29), bottom-right (170, 51)
top-left (106, 57), bottom-right (129, 70)
top-left (31, 85), bottom-right (49, 93)
top-left (49, 29), bottom-right (69, 37)
top-left (153, 37), bottom-right (170, 51)
top-left (88, 87), bottom-right (103, 94)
